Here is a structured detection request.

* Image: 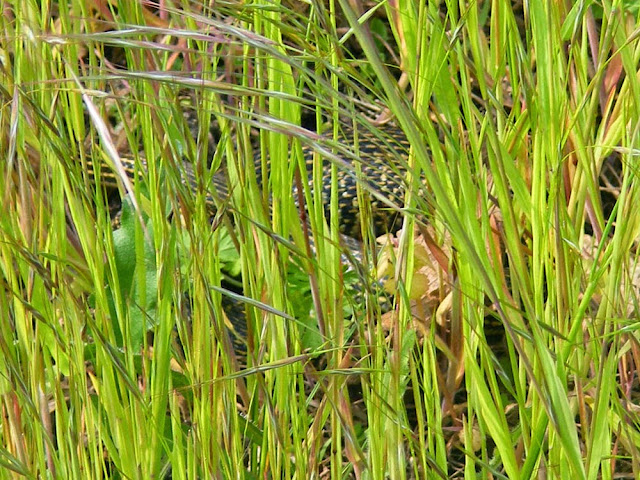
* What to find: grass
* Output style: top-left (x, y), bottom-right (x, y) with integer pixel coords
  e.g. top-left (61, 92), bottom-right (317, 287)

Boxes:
top-left (1, 0), bottom-right (640, 478)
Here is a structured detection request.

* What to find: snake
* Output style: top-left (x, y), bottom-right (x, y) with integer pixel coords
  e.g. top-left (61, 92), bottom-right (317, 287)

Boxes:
top-left (92, 124), bottom-right (414, 238)
top-left (90, 123), bottom-right (419, 358)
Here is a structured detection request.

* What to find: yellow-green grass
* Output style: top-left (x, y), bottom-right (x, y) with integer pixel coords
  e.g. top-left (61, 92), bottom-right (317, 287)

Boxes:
top-left (1, 1), bottom-right (639, 478)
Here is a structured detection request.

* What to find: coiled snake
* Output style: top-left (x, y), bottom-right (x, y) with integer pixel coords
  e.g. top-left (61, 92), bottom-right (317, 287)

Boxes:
top-left (91, 123), bottom-right (418, 357)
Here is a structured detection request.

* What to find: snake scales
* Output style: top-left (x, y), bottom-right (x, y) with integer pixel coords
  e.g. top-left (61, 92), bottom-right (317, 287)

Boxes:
top-left (92, 125), bottom-right (414, 238)
top-left (91, 122), bottom-right (418, 357)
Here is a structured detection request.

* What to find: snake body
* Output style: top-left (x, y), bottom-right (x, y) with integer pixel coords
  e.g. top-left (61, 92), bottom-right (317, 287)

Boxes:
top-left (92, 124), bottom-right (414, 239)
top-left (91, 123), bottom-right (417, 357)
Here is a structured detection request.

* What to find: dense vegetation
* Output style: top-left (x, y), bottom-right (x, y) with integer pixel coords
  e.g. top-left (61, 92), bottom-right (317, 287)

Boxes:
top-left (1, 1), bottom-right (639, 478)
